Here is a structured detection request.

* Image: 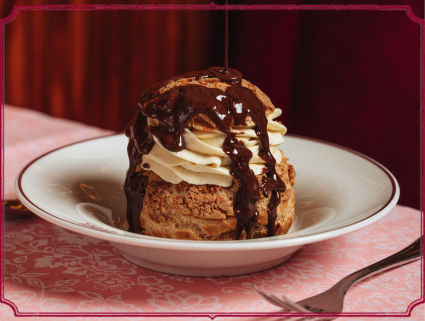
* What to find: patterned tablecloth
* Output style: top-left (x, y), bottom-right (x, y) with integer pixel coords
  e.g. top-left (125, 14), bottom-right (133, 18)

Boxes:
top-left (1, 105), bottom-right (424, 320)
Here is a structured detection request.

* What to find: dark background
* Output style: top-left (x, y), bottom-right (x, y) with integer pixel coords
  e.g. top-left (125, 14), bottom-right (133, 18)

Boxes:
top-left (1, 0), bottom-right (422, 209)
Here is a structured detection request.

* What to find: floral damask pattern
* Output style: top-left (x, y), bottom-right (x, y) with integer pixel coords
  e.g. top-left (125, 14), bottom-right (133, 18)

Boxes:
top-left (1, 205), bottom-right (423, 320)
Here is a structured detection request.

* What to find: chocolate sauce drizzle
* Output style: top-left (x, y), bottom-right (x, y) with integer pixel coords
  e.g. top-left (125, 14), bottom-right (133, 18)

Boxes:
top-left (124, 66), bottom-right (286, 239)
top-left (224, 0), bottom-right (229, 72)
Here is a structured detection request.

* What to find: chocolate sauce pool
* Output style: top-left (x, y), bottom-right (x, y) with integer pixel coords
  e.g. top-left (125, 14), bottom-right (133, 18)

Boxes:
top-left (124, 67), bottom-right (286, 239)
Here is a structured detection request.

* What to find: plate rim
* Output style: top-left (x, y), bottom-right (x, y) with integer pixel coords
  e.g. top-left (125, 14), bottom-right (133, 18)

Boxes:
top-left (15, 133), bottom-right (400, 251)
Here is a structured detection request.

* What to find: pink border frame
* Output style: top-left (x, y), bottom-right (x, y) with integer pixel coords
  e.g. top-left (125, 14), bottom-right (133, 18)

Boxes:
top-left (0, 3), bottom-right (424, 319)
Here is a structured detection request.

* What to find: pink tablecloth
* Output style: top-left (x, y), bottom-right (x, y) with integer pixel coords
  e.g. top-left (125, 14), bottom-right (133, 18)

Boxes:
top-left (1, 105), bottom-right (424, 320)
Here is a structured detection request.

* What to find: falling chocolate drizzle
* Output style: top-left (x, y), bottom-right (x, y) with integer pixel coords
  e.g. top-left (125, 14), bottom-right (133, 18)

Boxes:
top-left (124, 66), bottom-right (286, 238)
top-left (224, 0), bottom-right (229, 72)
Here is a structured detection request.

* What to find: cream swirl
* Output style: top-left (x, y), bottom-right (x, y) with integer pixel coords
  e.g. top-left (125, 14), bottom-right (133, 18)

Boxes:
top-left (139, 108), bottom-right (286, 187)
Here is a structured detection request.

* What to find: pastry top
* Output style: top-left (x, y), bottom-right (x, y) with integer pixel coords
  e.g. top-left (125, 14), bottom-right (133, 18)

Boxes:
top-left (142, 76), bottom-right (276, 131)
top-left (136, 69), bottom-right (287, 188)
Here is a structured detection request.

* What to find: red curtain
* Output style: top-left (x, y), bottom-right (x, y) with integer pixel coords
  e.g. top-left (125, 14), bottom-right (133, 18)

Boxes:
top-left (231, 3), bottom-right (422, 209)
top-left (3, 0), bottom-right (216, 130)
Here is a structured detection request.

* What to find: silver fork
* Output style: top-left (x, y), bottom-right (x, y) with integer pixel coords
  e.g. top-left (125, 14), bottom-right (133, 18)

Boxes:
top-left (254, 237), bottom-right (421, 319)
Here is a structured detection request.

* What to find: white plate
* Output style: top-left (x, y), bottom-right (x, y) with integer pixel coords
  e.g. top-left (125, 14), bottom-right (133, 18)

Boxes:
top-left (16, 134), bottom-right (399, 277)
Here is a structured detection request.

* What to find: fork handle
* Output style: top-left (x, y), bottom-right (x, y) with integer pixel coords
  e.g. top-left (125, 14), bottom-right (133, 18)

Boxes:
top-left (331, 237), bottom-right (421, 296)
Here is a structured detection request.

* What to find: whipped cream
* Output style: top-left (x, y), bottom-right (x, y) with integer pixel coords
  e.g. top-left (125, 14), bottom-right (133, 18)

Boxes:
top-left (139, 108), bottom-right (286, 187)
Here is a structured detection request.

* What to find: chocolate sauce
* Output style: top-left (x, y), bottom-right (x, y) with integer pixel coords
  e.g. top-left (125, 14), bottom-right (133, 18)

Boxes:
top-left (222, 133), bottom-right (260, 238)
top-left (124, 66), bottom-right (286, 239)
top-left (123, 111), bottom-right (153, 233)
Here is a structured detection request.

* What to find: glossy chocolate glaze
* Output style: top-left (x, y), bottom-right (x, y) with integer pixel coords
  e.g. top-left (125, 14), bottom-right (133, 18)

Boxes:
top-left (124, 66), bottom-right (286, 238)
top-left (123, 110), bottom-right (154, 233)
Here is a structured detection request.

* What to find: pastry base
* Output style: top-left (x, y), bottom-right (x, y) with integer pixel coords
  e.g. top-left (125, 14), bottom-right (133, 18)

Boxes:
top-left (138, 150), bottom-right (296, 240)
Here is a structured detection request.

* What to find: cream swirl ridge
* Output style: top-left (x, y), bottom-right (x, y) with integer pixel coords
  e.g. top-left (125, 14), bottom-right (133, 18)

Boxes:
top-left (139, 108), bottom-right (287, 187)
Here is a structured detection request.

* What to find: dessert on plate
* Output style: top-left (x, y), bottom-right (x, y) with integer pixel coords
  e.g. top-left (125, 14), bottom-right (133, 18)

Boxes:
top-left (124, 67), bottom-right (296, 240)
